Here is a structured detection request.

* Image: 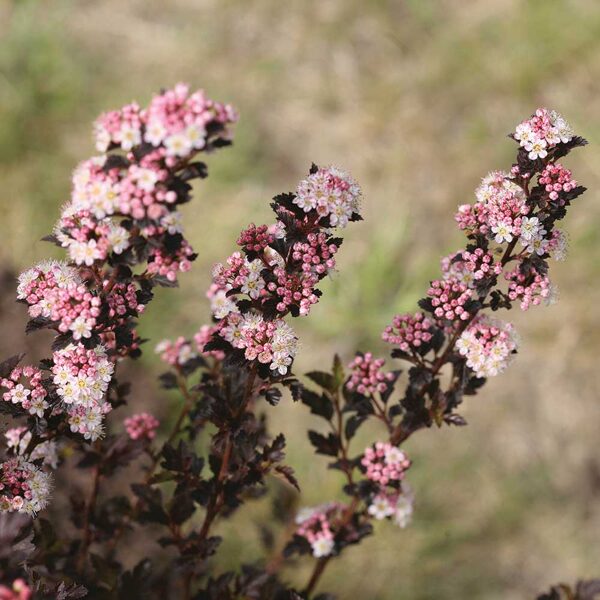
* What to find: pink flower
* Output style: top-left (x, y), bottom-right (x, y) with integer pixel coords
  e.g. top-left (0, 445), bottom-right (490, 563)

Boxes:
top-left (124, 413), bottom-right (160, 441)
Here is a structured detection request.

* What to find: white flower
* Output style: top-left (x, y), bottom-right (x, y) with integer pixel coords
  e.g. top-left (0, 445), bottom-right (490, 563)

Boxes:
top-left (384, 446), bottom-right (406, 465)
top-left (270, 354), bottom-right (292, 375)
top-left (241, 276), bottom-right (265, 299)
top-left (311, 536), bottom-right (334, 558)
top-left (514, 123), bottom-right (533, 146)
top-left (526, 237), bottom-right (549, 256)
top-left (51, 262), bottom-right (80, 288)
top-left (185, 124), bottom-right (206, 149)
top-left (68, 412), bottom-right (83, 433)
top-left (119, 124), bottom-right (141, 151)
top-left (10, 385), bottom-right (30, 404)
top-left (210, 290), bottom-right (238, 319)
top-left (293, 190), bottom-right (317, 212)
top-left (394, 494), bottom-right (414, 528)
top-left (23, 464), bottom-right (52, 514)
top-left (96, 361), bottom-right (114, 383)
top-left (59, 382), bottom-right (76, 404)
top-left (161, 211), bottom-right (184, 234)
top-left (28, 396), bottom-right (49, 418)
top-left (368, 495), bottom-right (395, 520)
top-left (491, 222), bottom-right (513, 244)
top-left (144, 120), bottom-right (167, 146)
top-left (550, 111), bottom-right (574, 144)
top-left (70, 239), bottom-right (102, 266)
top-left (134, 167), bottom-right (159, 192)
top-left (82, 409), bottom-right (104, 441)
top-left (456, 334), bottom-right (474, 356)
top-left (164, 133), bottom-right (193, 157)
top-left (328, 201), bottom-right (352, 228)
top-left (245, 259), bottom-right (263, 276)
top-left (106, 224), bottom-right (130, 254)
top-left (526, 139), bottom-right (548, 160)
top-left (17, 268), bottom-right (40, 299)
top-left (519, 216), bottom-right (541, 242)
top-left (70, 316), bottom-right (93, 340)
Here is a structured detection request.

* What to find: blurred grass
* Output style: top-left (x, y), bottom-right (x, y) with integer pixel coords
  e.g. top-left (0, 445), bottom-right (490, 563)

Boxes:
top-left (1, 0), bottom-right (600, 597)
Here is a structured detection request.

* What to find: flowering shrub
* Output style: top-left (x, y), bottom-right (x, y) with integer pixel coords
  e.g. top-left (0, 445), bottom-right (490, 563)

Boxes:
top-left (0, 93), bottom-right (594, 599)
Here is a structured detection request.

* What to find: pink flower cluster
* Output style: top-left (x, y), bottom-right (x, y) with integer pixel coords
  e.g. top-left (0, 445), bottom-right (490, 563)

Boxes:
top-left (52, 343), bottom-right (114, 441)
top-left (539, 163), bottom-right (577, 204)
top-left (237, 223), bottom-right (275, 254)
top-left (105, 281), bottom-right (144, 319)
top-left (70, 151), bottom-right (181, 223)
top-left (381, 312), bottom-right (434, 354)
top-left (295, 502), bottom-right (345, 558)
top-left (147, 240), bottom-right (195, 282)
top-left (505, 266), bottom-right (555, 310)
top-left (346, 353), bottom-right (394, 396)
top-left (269, 266), bottom-right (320, 316)
top-left (17, 261), bottom-right (101, 340)
top-left (514, 108), bottom-right (574, 160)
top-left (292, 233), bottom-right (338, 277)
top-left (456, 315), bottom-right (519, 378)
top-left (155, 337), bottom-right (197, 366)
top-left (94, 82), bottom-right (237, 161)
top-left (0, 579), bottom-right (31, 600)
top-left (214, 231), bottom-right (339, 318)
top-left (1, 366), bottom-right (49, 418)
top-left (124, 412), bottom-right (160, 441)
top-left (361, 442), bottom-right (411, 486)
top-left (294, 166), bottom-right (361, 228)
top-left (0, 457), bottom-right (52, 515)
top-left (219, 314), bottom-right (297, 375)
top-left (427, 279), bottom-right (473, 323)
top-left (442, 248), bottom-right (502, 287)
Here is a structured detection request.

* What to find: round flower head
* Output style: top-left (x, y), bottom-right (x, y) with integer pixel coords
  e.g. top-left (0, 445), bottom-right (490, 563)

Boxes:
top-left (295, 502), bottom-right (345, 558)
top-left (124, 412), bottom-right (160, 441)
top-left (346, 353), bottom-right (394, 395)
top-left (382, 312), bottom-right (435, 354)
top-left (293, 166), bottom-right (361, 228)
top-left (456, 315), bottom-right (519, 378)
top-left (0, 458), bottom-right (52, 516)
top-left (361, 442), bottom-right (411, 486)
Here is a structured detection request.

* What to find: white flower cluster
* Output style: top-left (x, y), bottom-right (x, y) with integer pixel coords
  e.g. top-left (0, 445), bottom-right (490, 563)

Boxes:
top-left (456, 315), bottom-right (519, 378)
top-left (518, 216), bottom-right (548, 255)
top-left (294, 166), bottom-right (361, 228)
top-left (514, 108), bottom-right (574, 160)
top-left (0, 457), bottom-right (52, 516)
top-left (219, 313), bottom-right (298, 375)
top-left (52, 344), bottom-right (114, 441)
top-left (71, 156), bottom-right (119, 219)
top-left (475, 171), bottom-right (524, 205)
top-left (367, 485), bottom-right (414, 528)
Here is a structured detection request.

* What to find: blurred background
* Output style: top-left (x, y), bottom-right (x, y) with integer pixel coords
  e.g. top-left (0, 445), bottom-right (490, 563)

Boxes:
top-left (1, 0), bottom-right (599, 597)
